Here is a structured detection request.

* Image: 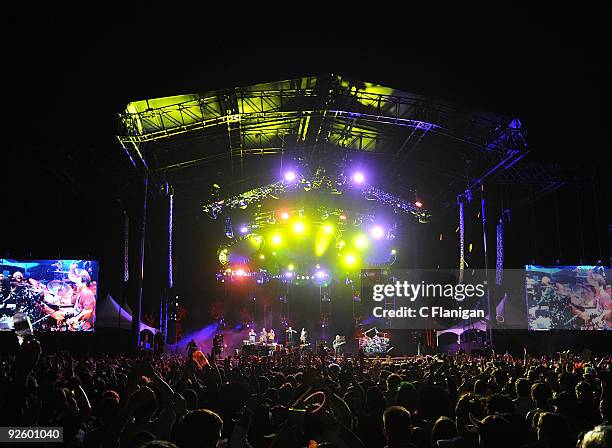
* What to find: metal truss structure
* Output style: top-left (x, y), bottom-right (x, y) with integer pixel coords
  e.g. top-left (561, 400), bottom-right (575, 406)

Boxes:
top-left (115, 74), bottom-right (563, 208)
top-left (202, 168), bottom-right (430, 223)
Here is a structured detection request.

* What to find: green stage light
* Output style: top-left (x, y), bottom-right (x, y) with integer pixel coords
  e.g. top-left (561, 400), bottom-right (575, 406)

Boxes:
top-left (259, 254), bottom-right (265, 260)
top-left (323, 224), bottom-right (333, 234)
top-left (391, 249), bottom-right (397, 254)
top-left (271, 234), bottom-right (282, 245)
top-left (219, 248), bottom-right (228, 265)
top-left (288, 264), bottom-right (295, 271)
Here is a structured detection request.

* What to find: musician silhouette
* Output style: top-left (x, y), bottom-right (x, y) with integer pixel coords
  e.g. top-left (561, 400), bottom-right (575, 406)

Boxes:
top-left (286, 326), bottom-right (297, 345)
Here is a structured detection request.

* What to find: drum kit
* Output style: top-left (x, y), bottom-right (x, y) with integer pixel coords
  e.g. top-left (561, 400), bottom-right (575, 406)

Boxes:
top-left (359, 327), bottom-right (391, 355)
top-left (0, 266), bottom-right (91, 331)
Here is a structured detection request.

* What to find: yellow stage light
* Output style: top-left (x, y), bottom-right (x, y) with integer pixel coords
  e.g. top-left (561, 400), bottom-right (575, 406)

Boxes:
top-left (354, 234), bottom-right (368, 249)
top-left (344, 254), bottom-right (356, 266)
top-left (293, 222), bottom-right (305, 233)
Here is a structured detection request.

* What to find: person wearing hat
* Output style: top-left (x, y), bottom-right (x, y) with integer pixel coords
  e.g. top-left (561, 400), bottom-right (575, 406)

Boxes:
top-left (466, 413), bottom-right (517, 448)
top-left (576, 381), bottom-right (600, 426)
top-left (437, 393), bottom-right (483, 448)
top-left (549, 391), bottom-right (591, 442)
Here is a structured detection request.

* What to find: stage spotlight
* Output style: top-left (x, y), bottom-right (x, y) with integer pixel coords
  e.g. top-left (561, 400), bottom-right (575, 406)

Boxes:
top-left (284, 271), bottom-right (293, 278)
top-left (415, 201), bottom-right (423, 208)
top-left (235, 269), bottom-right (246, 276)
top-left (354, 234), bottom-right (368, 249)
top-left (344, 254), bottom-right (356, 266)
top-left (339, 214), bottom-right (347, 220)
top-left (316, 270), bottom-right (326, 279)
top-left (281, 212), bottom-right (290, 220)
top-left (259, 254), bottom-right (265, 260)
top-left (293, 221), bottom-right (305, 234)
top-left (284, 171), bottom-right (297, 182)
top-left (288, 264), bottom-right (295, 271)
top-left (391, 249), bottom-right (397, 255)
top-left (370, 225), bottom-right (385, 239)
top-left (271, 234), bottom-right (282, 245)
top-left (240, 226), bottom-right (249, 234)
top-left (323, 224), bottom-right (333, 234)
top-left (352, 172), bottom-right (365, 184)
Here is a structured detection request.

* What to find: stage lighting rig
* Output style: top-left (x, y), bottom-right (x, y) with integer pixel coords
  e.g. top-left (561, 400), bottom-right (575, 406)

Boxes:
top-left (203, 169), bottom-right (429, 223)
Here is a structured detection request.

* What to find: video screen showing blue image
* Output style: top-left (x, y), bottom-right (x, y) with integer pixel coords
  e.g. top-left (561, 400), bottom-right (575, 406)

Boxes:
top-left (526, 265), bottom-right (611, 330)
top-left (0, 259), bottom-right (98, 332)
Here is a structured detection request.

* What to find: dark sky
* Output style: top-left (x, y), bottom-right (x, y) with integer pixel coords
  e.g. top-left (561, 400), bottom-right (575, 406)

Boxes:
top-left (3, 6), bottom-right (610, 322)
top-left (6, 5), bottom-right (610, 167)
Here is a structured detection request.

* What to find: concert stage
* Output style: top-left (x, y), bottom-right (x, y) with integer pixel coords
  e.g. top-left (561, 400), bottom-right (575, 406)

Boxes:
top-left (3, 75), bottom-right (608, 357)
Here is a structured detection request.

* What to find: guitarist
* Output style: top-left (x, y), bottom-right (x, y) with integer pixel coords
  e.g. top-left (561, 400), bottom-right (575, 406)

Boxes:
top-left (332, 334), bottom-right (345, 358)
top-left (65, 272), bottom-right (95, 331)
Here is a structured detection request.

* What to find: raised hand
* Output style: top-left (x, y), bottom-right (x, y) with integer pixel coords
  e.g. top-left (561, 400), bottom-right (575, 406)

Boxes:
top-left (17, 336), bottom-right (42, 376)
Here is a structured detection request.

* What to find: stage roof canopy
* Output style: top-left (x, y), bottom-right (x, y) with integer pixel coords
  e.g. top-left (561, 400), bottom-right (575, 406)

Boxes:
top-left (116, 74), bottom-right (564, 207)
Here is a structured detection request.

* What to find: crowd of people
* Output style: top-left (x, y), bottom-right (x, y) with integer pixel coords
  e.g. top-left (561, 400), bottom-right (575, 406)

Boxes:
top-left (0, 336), bottom-right (610, 448)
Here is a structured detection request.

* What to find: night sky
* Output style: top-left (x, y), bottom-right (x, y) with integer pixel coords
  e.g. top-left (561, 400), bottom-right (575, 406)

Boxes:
top-left (3, 6), bottom-right (610, 329)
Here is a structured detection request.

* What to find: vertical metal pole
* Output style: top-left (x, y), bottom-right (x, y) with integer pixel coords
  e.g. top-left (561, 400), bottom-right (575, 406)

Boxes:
top-left (458, 197), bottom-right (465, 284)
top-left (134, 173), bottom-right (148, 348)
top-left (480, 185), bottom-right (493, 347)
top-left (168, 189), bottom-right (174, 290)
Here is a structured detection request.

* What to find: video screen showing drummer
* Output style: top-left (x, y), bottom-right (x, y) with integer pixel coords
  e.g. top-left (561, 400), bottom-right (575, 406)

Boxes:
top-left (0, 259), bottom-right (98, 332)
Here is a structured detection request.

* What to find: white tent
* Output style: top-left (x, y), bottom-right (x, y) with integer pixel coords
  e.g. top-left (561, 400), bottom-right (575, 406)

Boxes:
top-left (95, 294), bottom-right (157, 333)
top-left (435, 295), bottom-right (507, 343)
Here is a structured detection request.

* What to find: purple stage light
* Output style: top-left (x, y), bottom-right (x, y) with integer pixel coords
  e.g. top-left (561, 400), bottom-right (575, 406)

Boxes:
top-left (352, 172), bottom-right (365, 184)
top-left (370, 225), bottom-right (385, 239)
top-left (284, 171), bottom-right (297, 182)
top-left (284, 271), bottom-right (294, 278)
top-left (240, 226), bottom-right (248, 233)
top-left (316, 270), bottom-right (326, 279)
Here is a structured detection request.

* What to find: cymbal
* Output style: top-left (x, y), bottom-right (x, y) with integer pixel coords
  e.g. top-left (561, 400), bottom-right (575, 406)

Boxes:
top-left (47, 280), bottom-right (72, 295)
top-left (68, 268), bottom-right (88, 283)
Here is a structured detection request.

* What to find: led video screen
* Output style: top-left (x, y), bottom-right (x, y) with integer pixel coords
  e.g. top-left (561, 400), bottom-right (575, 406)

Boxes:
top-left (0, 259), bottom-right (98, 332)
top-left (526, 265), bottom-right (611, 330)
